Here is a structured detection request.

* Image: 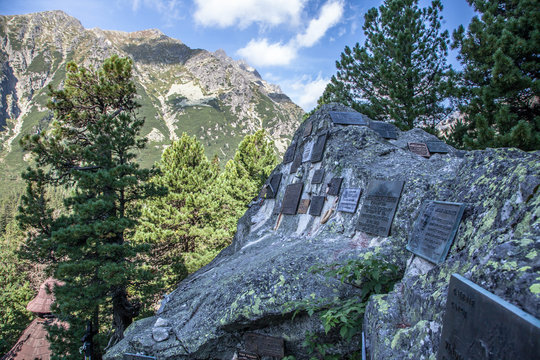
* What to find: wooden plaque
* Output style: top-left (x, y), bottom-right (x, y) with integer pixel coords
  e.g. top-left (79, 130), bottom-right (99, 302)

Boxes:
top-left (327, 177), bottom-right (343, 196)
top-left (337, 188), bottom-right (362, 213)
top-left (245, 333), bottom-right (285, 357)
top-left (303, 121), bottom-right (313, 137)
top-left (426, 140), bottom-right (449, 153)
top-left (408, 142), bottom-right (430, 158)
top-left (310, 132), bottom-right (328, 163)
top-left (283, 143), bottom-right (296, 164)
top-left (309, 196), bottom-right (326, 216)
top-left (329, 111), bottom-right (369, 126)
top-left (369, 121), bottom-right (398, 139)
top-left (289, 152), bottom-right (302, 174)
top-left (312, 169), bottom-right (325, 184)
top-left (237, 351), bottom-right (260, 360)
top-left (297, 199), bottom-right (311, 214)
top-left (281, 183), bottom-right (303, 215)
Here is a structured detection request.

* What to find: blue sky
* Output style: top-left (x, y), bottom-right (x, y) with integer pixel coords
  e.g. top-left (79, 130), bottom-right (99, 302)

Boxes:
top-left (1, 0), bottom-right (476, 111)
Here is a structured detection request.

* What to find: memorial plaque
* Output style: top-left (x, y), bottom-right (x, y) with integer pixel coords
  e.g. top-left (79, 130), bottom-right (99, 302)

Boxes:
top-left (302, 142), bottom-right (313, 162)
top-left (406, 201), bottom-right (465, 264)
top-left (309, 196), bottom-right (326, 216)
top-left (357, 180), bottom-right (404, 236)
top-left (369, 121), bottom-right (398, 139)
top-left (426, 140), bottom-right (449, 154)
top-left (438, 274), bottom-right (540, 360)
top-left (123, 354), bottom-right (156, 360)
top-left (310, 132), bottom-right (328, 163)
top-left (337, 188), bottom-right (362, 213)
top-left (312, 169), bottom-right (325, 184)
top-left (265, 173), bottom-right (282, 199)
top-left (283, 143), bottom-right (296, 164)
top-left (281, 183), bottom-right (303, 215)
top-left (289, 152), bottom-right (302, 174)
top-left (245, 333), bottom-right (285, 357)
top-left (303, 121), bottom-right (313, 137)
top-left (329, 111), bottom-right (370, 126)
top-left (297, 199), bottom-right (311, 214)
top-left (327, 177), bottom-right (343, 196)
top-left (237, 351), bottom-right (260, 360)
top-left (408, 142), bottom-right (430, 158)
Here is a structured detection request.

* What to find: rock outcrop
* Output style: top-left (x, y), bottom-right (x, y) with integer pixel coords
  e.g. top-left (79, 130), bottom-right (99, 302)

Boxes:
top-left (105, 104), bottom-right (539, 359)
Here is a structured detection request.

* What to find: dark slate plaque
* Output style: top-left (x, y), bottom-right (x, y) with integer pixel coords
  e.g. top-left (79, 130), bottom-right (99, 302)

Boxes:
top-left (297, 199), bottom-right (311, 214)
top-left (337, 188), bottom-right (362, 213)
top-left (245, 333), bottom-right (285, 357)
top-left (303, 121), bottom-right (313, 137)
top-left (309, 196), bottom-right (326, 216)
top-left (327, 177), bottom-right (343, 196)
top-left (289, 152), bottom-right (302, 174)
top-left (438, 274), bottom-right (540, 360)
top-left (123, 354), bottom-right (156, 360)
top-left (281, 183), bottom-right (303, 215)
top-left (408, 142), bottom-right (430, 158)
top-left (329, 111), bottom-right (369, 126)
top-left (265, 173), bottom-right (282, 199)
top-left (310, 132), bottom-right (328, 163)
top-left (283, 143), bottom-right (296, 164)
top-left (426, 140), bottom-right (449, 153)
top-left (357, 180), bottom-right (404, 236)
top-left (312, 169), bottom-right (325, 184)
top-left (237, 351), bottom-right (260, 360)
top-left (302, 142), bottom-right (313, 162)
top-left (406, 201), bottom-right (465, 264)
top-left (369, 121), bottom-right (398, 139)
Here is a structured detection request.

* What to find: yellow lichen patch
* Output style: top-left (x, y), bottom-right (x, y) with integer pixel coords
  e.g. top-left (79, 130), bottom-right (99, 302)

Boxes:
top-left (529, 283), bottom-right (540, 295)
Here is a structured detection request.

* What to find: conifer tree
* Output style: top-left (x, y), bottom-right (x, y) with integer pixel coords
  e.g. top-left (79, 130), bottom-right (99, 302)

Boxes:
top-left (319, 0), bottom-right (452, 130)
top-left (17, 55), bottom-right (163, 359)
top-left (450, 0), bottom-right (539, 150)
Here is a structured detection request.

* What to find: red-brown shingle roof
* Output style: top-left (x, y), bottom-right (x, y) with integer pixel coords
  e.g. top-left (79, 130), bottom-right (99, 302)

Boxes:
top-left (26, 278), bottom-right (63, 314)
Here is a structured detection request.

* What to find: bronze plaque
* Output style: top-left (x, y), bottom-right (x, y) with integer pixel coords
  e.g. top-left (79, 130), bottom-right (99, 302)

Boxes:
top-left (438, 274), bottom-right (540, 360)
top-left (312, 169), bottom-right (325, 184)
top-left (329, 111), bottom-right (369, 126)
top-left (327, 177), bottom-right (343, 196)
top-left (303, 121), bottom-right (313, 137)
top-left (408, 142), bottom-right (430, 158)
top-left (369, 121), bottom-right (398, 139)
top-left (297, 199), bottom-right (311, 214)
top-left (245, 333), bottom-right (285, 357)
top-left (310, 132), bottom-right (328, 163)
top-left (289, 152), bottom-right (302, 174)
top-left (407, 201), bottom-right (465, 264)
top-left (302, 142), bottom-right (313, 162)
top-left (309, 196), bottom-right (325, 216)
top-left (283, 142), bottom-right (296, 164)
top-left (356, 180), bottom-right (404, 236)
top-left (237, 351), bottom-right (260, 360)
top-left (281, 183), bottom-right (303, 215)
top-left (265, 173), bottom-right (282, 199)
top-left (337, 188), bottom-right (362, 213)
top-left (426, 140), bottom-right (449, 153)
top-left (123, 354), bottom-right (156, 360)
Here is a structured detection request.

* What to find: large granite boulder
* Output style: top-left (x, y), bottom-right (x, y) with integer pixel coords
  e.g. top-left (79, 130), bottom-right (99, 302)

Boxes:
top-left (105, 104), bottom-right (539, 359)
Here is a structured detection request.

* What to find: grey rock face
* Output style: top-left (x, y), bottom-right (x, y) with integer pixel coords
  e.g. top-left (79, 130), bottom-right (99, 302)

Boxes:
top-left (105, 104), bottom-right (539, 359)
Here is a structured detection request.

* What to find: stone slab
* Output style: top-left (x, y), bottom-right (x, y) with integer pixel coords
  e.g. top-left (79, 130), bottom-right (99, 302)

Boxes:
top-left (356, 180), bottom-right (404, 236)
top-left (312, 169), bottom-right (325, 184)
top-left (283, 143), bottom-right (296, 164)
top-left (123, 354), bottom-right (156, 360)
top-left (426, 140), bottom-right (449, 153)
top-left (408, 142), bottom-right (430, 158)
top-left (369, 121), bottom-right (398, 139)
top-left (281, 183), bottom-right (303, 215)
top-left (406, 201), bottom-right (465, 264)
top-left (297, 199), bottom-right (311, 214)
top-left (329, 111), bottom-right (369, 126)
top-left (244, 333), bottom-right (285, 357)
top-left (310, 132), bottom-right (328, 163)
top-left (337, 188), bottom-right (362, 213)
top-left (303, 121), bottom-right (312, 137)
top-left (437, 274), bottom-right (540, 360)
top-left (309, 196), bottom-right (326, 216)
top-left (289, 152), bottom-right (302, 174)
top-left (265, 174), bottom-right (282, 199)
top-left (327, 177), bottom-right (343, 196)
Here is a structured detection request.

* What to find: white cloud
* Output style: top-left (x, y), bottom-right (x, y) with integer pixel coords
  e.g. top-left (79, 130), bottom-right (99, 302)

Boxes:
top-left (193, 0), bottom-right (305, 28)
top-left (237, 39), bottom-right (297, 67)
top-left (295, 0), bottom-right (344, 47)
top-left (281, 74), bottom-right (329, 111)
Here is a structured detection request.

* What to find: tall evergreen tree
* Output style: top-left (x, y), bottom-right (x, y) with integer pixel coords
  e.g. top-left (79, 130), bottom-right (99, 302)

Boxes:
top-left (319, 0), bottom-right (452, 130)
top-left (450, 0), bottom-right (539, 150)
top-left (17, 55), bottom-right (163, 359)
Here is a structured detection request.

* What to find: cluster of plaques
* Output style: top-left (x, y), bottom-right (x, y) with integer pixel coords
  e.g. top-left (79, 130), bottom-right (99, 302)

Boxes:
top-left (408, 142), bottom-right (431, 158)
top-left (244, 333), bottom-right (284, 358)
top-left (369, 121), bottom-right (398, 139)
top-left (438, 274), bottom-right (540, 360)
top-left (356, 180), bottom-right (404, 236)
top-left (337, 188), bottom-right (362, 213)
top-left (406, 201), bottom-right (465, 264)
top-left (328, 111), bottom-right (370, 126)
top-left (123, 354), bottom-right (156, 360)
top-left (281, 183), bottom-right (303, 215)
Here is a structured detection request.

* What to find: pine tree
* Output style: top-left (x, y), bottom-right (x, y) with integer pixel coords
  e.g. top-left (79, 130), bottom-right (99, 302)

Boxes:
top-left (17, 55), bottom-right (164, 359)
top-left (319, 0), bottom-right (453, 130)
top-left (450, 0), bottom-right (539, 150)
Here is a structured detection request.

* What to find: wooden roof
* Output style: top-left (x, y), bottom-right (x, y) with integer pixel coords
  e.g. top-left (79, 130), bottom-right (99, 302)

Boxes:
top-left (3, 318), bottom-right (57, 360)
top-left (26, 278), bottom-right (63, 314)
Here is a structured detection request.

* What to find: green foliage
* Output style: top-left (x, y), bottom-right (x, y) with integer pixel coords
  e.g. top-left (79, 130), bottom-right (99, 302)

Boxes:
top-left (319, 0), bottom-right (453, 130)
top-left (17, 55), bottom-right (164, 359)
top-left (449, 0), bottom-right (539, 150)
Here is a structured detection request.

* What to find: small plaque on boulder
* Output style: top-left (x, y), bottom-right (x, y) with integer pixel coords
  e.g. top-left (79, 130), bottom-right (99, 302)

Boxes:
top-left (297, 199), bottom-right (311, 214)
top-left (303, 121), bottom-right (313, 137)
top-left (329, 111), bottom-right (369, 126)
top-left (289, 152), bottom-right (302, 174)
top-left (281, 183), bottom-right (303, 215)
top-left (369, 121), bottom-right (398, 139)
top-left (123, 354), bottom-right (156, 360)
top-left (264, 173), bottom-right (282, 199)
top-left (302, 142), bottom-right (313, 162)
top-left (337, 188), bottom-right (362, 213)
top-left (408, 142), bottom-right (430, 158)
top-left (310, 132), bottom-right (328, 163)
top-left (237, 351), bottom-right (260, 360)
top-left (357, 180), bottom-right (404, 236)
top-left (327, 177), bottom-right (343, 196)
top-left (426, 140), bottom-right (449, 154)
top-left (437, 274), bottom-right (540, 360)
top-left (312, 169), bottom-right (325, 184)
top-left (406, 201), bottom-right (465, 264)
top-left (283, 143), bottom-right (296, 164)
top-left (245, 333), bottom-right (285, 357)
top-left (309, 196), bottom-right (326, 216)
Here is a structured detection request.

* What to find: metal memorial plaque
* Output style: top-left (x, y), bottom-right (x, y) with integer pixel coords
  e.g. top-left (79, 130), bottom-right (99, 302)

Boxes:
top-left (312, 169), bottom-right (325, 184)
top-left (407, 201), bottom-right (465, 264)
top-left (337, 188), bottom-right (362, 213)
top-left (289, 152), bottom-right (302, 174)
top-left (265, 174), bottom-right (282, 199)
top-left (245, 333), bottom-right (285, 357)
top-left (357, 180), bottom-right (404, 236)
top-left (310, 132), bottom-right (328, 163)
top-left (369, 121), bottom-right (398, 139)
top-left (309, 196), bottom-right (326, 216)
top-left (426, 140), bottom-right (449, 154)
top-left (302, 142), bottom-right (313, 162)
top-left (408, 142), bottom-right (430, 158)
top-left (281, 183), bottom-right (303, 215)
top-left (123, 354), bottom-right (156, 360)
top-left (297, 199), bottom-right (311, 214)
top-left (283, 143), bottom-right (296, 164)
top-left (327, 177), bottom-right (343, 196)
top-left (437, 274), bottom-right (540, 360)
top-left (303, 121), bottom-right (313, 137)
top-left (329, 111), bottom-right (369, 126)
top-left (237, 351), bottom-right (260, 360)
